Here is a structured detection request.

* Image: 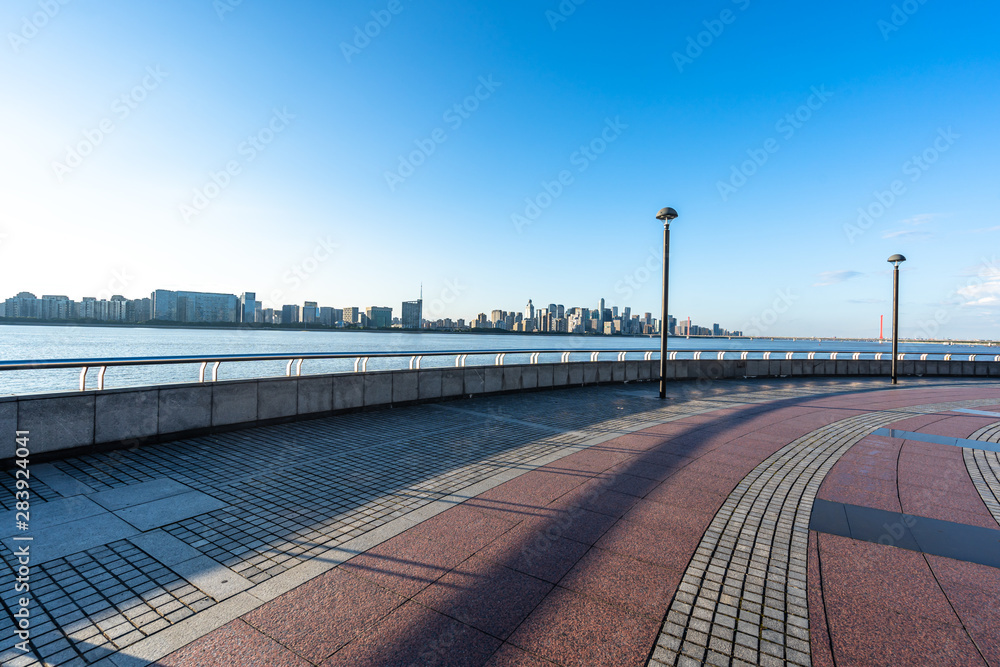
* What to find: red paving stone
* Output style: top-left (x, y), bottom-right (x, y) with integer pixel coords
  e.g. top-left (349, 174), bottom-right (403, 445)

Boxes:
top-left (927, 555), bottom-right (1000, 665)
top-left (243, 568), bottom-right (404, 663)
top-left (506, 587), bottom-right (660, 667)
top-left (319, 601), bottom-right (502, 667)
top-left (157, 620), bottom-right (312, 667)
top-left (413, 555), bottom-right (553, 640)
top-left (159, 384), bottom-right (1000, 666)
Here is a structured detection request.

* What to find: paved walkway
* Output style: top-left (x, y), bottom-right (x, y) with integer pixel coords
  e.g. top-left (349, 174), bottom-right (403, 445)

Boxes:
top-left (2, 378), bottom-right (1000, 666)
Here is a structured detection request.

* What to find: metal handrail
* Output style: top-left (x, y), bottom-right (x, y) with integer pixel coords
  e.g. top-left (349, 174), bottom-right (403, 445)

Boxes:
top-left (2, 349), bottom-right (997, 393)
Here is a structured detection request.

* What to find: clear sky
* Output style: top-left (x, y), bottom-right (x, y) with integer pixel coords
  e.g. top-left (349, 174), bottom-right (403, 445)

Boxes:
top-left (1, 0), bottom-right (998, 338)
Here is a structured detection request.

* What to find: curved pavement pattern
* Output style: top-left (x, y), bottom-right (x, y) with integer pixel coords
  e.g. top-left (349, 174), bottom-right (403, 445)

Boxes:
top-left (647, 397), bottom-right (1000, 667)
top-left (2, 378), bottom-right (1000, 666)
top-left (966, 421), bottom-right (1000, 526)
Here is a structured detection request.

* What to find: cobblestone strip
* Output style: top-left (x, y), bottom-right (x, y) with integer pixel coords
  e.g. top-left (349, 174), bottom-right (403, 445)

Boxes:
top-left (964, 422), bottom-right (1000, 527)
top-left (648, 398), bottom-right (1000, 667)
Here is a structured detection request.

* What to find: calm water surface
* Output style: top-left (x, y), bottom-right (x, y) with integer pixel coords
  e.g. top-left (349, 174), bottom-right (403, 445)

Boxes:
top-left (0, 325), bottom-right (996, 396)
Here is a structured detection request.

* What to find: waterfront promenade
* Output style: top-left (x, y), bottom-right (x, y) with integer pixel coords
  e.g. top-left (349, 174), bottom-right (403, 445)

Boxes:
top-left (3, 377), bottom-right (1000, 666)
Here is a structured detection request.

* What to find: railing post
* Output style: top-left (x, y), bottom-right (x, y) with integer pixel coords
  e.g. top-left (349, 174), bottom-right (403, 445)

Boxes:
top-left (211, 361), bottom-right (221, 382)
top-left (199, 362), bottom-right (208, 383)
top-left (97, 366), bottom-right (107, 390)
top-left (79, 367), bottom-right (89, 391)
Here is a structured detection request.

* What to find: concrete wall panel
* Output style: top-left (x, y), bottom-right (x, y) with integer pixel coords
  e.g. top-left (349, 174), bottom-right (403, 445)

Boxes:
top-left (298, 376), bottom-right (333, 414)
top-left (212, 382), bottom-right (257, 426)
top-left (96, 390), bottom-right (158, 444)
top-left (19, 395), bottom-right (96, 455)
top-left (258, 379), bottom-right (298, 420)
top-left (333, 375), bottom-right (364, 410)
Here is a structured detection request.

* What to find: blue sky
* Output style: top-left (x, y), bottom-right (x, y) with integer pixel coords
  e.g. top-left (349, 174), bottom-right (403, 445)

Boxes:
top-left (1, 0), bottom-right (998, 338)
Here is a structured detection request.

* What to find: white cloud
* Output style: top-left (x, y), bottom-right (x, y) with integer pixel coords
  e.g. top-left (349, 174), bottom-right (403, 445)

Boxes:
top-left (898, 213), bottom-right (937, 226)
top-left (957, 262), bottom-right (1000, 307)
top-left (881, 229), bottom-right (932, 240)
top-left (814, 270), bottom-right (863, 287)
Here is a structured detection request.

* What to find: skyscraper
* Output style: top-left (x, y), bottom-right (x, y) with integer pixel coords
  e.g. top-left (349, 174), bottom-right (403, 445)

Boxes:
top-left (303, 301), bottom-right (318, 323)
top-left (525, 299), bottom-right (535, 322)
top-left (402, 298), bottom-right (422, 329)
top-left (239, 292), bottom-right (257, 324)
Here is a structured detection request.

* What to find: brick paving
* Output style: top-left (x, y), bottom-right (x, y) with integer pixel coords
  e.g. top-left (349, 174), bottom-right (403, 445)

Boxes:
top-left (966, 416), bottom-right (1000, 526)
top-left (2, 377), bottom-right (1000, 666)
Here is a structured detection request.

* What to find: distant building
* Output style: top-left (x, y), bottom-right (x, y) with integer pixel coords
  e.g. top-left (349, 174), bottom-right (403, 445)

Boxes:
top-left (343, 307), bottom-right (360, 326)
top-left (303, 301), bottom-right (318, 324)
top-left (366, 306), bottom-right (392, 328)
top-left (239, 292), bottom-right (257, 324)
top-left (281, 304), bottom-right (301, 324)
top-left (151, 289), bottom-right (238, 323)
top-left (402, 299), bottom-right (422, 329)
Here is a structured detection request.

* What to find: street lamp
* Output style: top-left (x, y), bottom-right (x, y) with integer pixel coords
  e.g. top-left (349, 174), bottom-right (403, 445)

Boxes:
top-left (887, 254), bottom-right (906, 385)
top-left (657, 207), bottom-right (678, 399)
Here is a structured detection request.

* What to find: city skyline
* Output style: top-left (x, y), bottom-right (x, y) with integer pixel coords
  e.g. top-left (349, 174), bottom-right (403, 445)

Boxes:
top-left (2, 3), bottom-right (998, 339)
top-left (0, 287), bottom-right (750, 337)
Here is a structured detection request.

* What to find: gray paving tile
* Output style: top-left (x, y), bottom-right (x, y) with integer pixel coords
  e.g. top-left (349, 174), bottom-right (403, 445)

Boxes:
top-left (169, 555), bottom-right (252, 600)
top-left (114, 491), bottom-right (227, 531)
top-left (31, 463), bottom-right (96, 497)
top-left (127, 530), bottom-right (204, 566)
top-left (33, 514), bottom-right (140, 564)
top-left (0, 496), bottom-right (106, 538)
top-left (89, 479), bottom-right (194, 511)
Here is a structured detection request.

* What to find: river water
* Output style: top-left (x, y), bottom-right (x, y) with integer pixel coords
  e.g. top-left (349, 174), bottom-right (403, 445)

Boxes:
top-left (0, 324), bottom-right (996, 396)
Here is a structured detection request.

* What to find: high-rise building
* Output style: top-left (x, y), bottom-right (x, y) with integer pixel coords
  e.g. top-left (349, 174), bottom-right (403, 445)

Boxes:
top-left (281, 304), bottom-right (301, 324)
top-left (303, 301), bottom-right (318, 324)
top-left (402, 299), bottom-right (422, 329)
top-left (343, 307), bottom-right (360, 325)
top-left (366, 306), bottom-right (392, 328)
top-left (151, 289), bottom-right (238, 323)
top-left (525, 299), bottom-right (535, 323)
top-left (239, 292), bottom-right (257, 324)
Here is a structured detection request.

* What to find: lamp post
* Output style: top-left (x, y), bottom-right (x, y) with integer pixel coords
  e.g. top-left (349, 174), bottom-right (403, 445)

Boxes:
top-left (887, 254), bottom-right (906, 385)
top-left (657, 207), bottom-right (678, 399)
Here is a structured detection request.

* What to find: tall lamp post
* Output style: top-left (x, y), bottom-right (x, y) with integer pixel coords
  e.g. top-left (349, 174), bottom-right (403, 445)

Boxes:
top-left (888, 254), bottom-right (906, 385)
top-left (657, 207), bottom-right (678, 399)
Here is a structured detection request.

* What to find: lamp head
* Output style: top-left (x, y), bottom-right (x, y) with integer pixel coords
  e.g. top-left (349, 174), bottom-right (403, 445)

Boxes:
top-left (656, 207), bottom-right (678, 222)
top-left (887, 254), bottom-right (906, 266)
